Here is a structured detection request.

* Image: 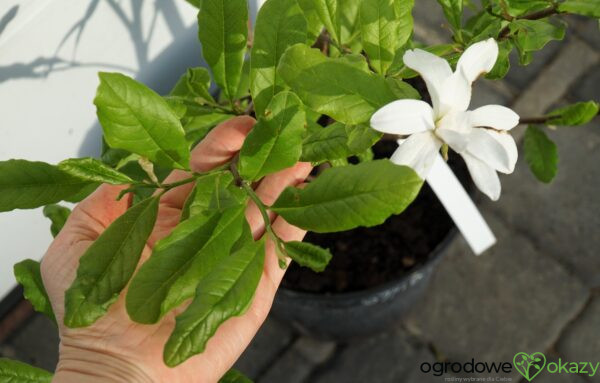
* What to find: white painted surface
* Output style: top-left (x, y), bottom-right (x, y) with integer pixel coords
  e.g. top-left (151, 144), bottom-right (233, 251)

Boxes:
top-left (0, 0), bottom-right (201, 301)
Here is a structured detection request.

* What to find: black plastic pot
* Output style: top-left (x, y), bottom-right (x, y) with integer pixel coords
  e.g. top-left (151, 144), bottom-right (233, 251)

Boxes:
top-left (271, 228), bottom-right (456, 341)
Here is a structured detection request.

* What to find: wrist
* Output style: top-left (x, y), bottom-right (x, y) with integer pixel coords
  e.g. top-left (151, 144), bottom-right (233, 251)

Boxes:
top-left (53, 343), bottom-right (154, 383)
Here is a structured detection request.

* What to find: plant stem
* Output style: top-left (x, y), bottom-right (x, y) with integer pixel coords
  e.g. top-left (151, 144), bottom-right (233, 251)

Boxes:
top-left (498, 5), bottom-right (562, 39)
top-left (241, 181), bottom-right (288, 268)
top-left (161, 176), bottom-right (197, 191)
top-left (232, 157), bottom-right (288, 268)
top-left (241, 182), bottom-right (271, 232)
top-left (198, 97), bottom-right (235, 114)
top-left (244, 100), bottom-right (255, 116)
top-left (519, 116), bottom-right (551, 125)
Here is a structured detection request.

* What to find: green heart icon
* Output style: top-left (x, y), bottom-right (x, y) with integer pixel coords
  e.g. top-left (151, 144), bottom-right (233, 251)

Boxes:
top-left (513, 352), bottom-right (546, 381)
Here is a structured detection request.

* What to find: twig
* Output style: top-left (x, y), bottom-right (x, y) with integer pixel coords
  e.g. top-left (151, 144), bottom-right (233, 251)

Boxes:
top-left (519, 116), bottom-right (551, 125)
top-left (498, 5), bottom-right (562, 39)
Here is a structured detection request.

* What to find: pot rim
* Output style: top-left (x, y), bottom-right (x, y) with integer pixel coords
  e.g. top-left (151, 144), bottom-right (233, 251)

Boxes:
top-left (278, 226), bottom-right (458, 302)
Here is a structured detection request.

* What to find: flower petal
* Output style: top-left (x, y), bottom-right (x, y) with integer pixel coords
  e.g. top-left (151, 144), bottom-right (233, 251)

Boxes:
top-left (435, 111), bottom-right (472, 152)
top-left (484, 130), bottom-right (518, 174)
top-left (403, 49), bottom-right (452, 117)
top-left (370, 100), bottom-right (435, 135)
top-left (438, 66), bottom-right (472, 115)
top-left (468, 105), bottom-right (520, 131)
top-left (391, 131), bottom-right (442, 178)
top-left (456, 38), bottom-right (499, 83)
top-left (461, 152), bottom-right (501, 201)
top-left (466, 128), bottom-right (517, 173)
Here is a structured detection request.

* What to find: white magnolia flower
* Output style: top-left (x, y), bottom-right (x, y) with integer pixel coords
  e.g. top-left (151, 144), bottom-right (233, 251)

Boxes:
top-left (370, 38), bottom-right (519, 201)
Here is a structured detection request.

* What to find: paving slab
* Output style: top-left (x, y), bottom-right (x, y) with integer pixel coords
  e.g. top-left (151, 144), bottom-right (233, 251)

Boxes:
top-left (403, 214), bottom-right (589, 381)
top-left (488, 120), bottom-right (600, 287)
top-left (512, 37), bottom-right (599, 119)
top-left (233, 317), bottom-right (295, 379)
top-left (258, 337), bottom-right (336, 383)
top-left (471, 80), bottom-right (512, 109)
top-left (568, 64), bottom-right (600, 103)
top-left (505, 39), bottom-right (564, 90)
top-left (310, 328), bottom-right (438, 383)
top-left (557, 296), bottom-right (600, 367)
top-left (412, 0), bottom-right (450, 45)
top-left (565, 15), bottom-right (600, 51)
top-left (0, 314), bottom-right (58, 372)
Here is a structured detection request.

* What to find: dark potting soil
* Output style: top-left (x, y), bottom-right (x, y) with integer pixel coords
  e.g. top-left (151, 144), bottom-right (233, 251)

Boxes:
top-left (281, 139), bottom-right (472, 294)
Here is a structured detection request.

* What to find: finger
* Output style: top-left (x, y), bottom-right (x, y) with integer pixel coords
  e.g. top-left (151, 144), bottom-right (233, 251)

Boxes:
top-left (57, 184), bottom-right (130, 241)
top-left (246, 162), bottom-right (312, 238)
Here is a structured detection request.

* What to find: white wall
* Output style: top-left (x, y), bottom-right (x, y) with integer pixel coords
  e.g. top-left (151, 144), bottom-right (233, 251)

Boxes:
top-left (0, 0), bottom-right (205, 301)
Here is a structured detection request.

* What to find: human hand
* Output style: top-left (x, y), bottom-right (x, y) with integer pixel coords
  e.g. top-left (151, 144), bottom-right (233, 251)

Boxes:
top-left (41, 116), bottom-right (312, 382)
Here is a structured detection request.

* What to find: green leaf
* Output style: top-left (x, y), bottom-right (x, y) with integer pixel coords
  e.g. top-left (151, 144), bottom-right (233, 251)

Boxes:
top-left (250, 0), bottom-right (307, 117)
top-left (0, 358), bottom-right (52, 383)
top-left (509, 19), bottom-right (565, 64)
top-left (301, 123), bottom-right (350, 162)
top-left (0, 160), bottom-right (94, 212)
top-left (298, 0), bottom-right (324, 44)
top-left (164, 238), bottom-right (265, 367)
top-left (359, 0), bottom-right (414, 74)
top-left (385, 77), bottom-right (420, 100)
top-left (278, 44), bottom-right (396, 124)
top-left (436, 0), bottom-right (462, 30)
top-left (170, 67), bottom-right (215, 104)
top-left (312, 0), bottom-right (361, 48)
top-left (239, 91), bottom-right (306, 180)
top-left (284, 241), bottom-right (332, 272)
top-left (95, 72), bottom-right (190, 170)
top-left (14, 260), bottom-right (56, 324)
top-left (183, 111), bottom-right (232, 145)
top-left (504, 0), bottom-right (553, 17)
top-left (356, 147), bottom-right (374, 162)
top-left (42, 204), bottom-right (70, 237)
top-left (312, 0), bottom-right (342, 44)
top-left (547, 101), bottom-right (599, 126)
top-left (465, 10), bottom-right (502, 42)
top-left (337, 1), bottom-right (361, 51)
top-left (165, 98), bottom-right (188, 119)
top-left (198, 0), bottom-right (248, 102)
top-left (524, 126), bottom-right (558, 183)
top-left (58, 158), bottom-right (133, 185)
top-left (486, 40), bottom-right (513, 80)
top-left (126, 205), bottom-right (246, 324)
top-left (219, 369), bottom-right (252, 383)
top-left (271, 160), bottom-right (423, 232)
top-left (64, 197), bottom-right (159, 328)
top-left (558, 0), bottom-right (600, 17)
top-left (330, 157), bottom-right (349, 167)
top-left (181, 171), bottom-right (247, 221)
top-left (346, 124), bottom-right (383, 153)
top-left (301, 123), bottom-right (381, 163)
top-left (236, 60), bottom-right (251, 99)
top-left (64, 183), bottom-right (100, 204)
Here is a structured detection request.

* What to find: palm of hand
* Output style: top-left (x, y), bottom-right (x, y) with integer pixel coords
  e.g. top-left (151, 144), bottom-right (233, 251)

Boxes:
top-left (41, 117), bottom-right (311, 382)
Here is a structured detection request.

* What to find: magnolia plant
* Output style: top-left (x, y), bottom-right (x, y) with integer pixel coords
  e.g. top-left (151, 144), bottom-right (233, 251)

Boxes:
top-left (1, 0), bottom-right (599, 381)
